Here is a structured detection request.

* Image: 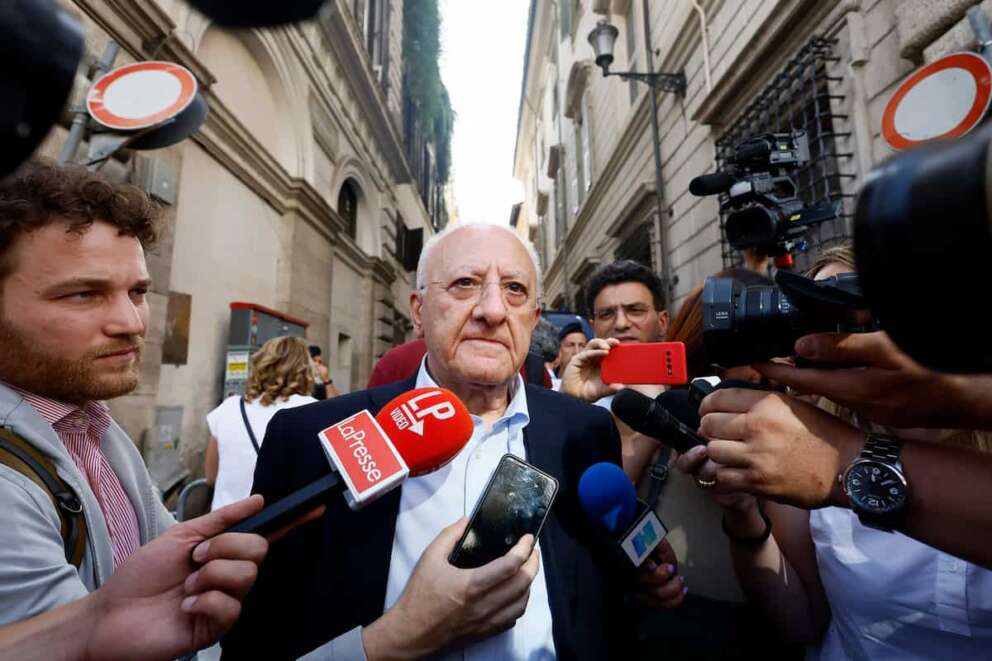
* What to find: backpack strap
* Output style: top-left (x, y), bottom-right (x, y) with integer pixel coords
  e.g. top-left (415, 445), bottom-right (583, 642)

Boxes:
top-left (0, 427), bottom-right (87, 569)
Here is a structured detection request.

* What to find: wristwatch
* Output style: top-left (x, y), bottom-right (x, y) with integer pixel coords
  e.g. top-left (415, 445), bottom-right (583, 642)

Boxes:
top-left (841, 433), bottom-right (908, 532)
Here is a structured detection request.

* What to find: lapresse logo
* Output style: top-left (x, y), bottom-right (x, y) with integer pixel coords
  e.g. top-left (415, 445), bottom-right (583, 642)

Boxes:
top-left (319, 410), bottom-right (409, 508)
top-left (385, 389), bottom-right (457, 436)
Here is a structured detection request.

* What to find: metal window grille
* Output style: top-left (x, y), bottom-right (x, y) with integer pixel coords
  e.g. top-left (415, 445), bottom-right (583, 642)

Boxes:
top-left (715, 36), bottom-right (856, 271)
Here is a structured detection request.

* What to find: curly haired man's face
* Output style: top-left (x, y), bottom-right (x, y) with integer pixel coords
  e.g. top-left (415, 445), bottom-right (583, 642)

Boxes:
top-left (0, 220), bottom-right (150, 403)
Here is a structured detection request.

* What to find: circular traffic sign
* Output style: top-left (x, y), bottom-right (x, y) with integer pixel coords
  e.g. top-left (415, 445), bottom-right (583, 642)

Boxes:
top-left (882, 52), bottom-right (992, 150)
top-left (87, 61), bottom-right (198, 131)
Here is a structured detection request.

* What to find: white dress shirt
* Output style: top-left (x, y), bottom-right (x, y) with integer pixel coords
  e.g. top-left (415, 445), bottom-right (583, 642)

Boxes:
top-left (808, 507), bottom-right (992, 660)
top-left (384, 358), bottom-right (557, 661)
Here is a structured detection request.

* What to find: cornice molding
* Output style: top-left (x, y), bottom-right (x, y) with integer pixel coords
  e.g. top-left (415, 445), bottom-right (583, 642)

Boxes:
top-left (371, 257), bottom-right (397, 287)
top-left (691, 0), bottom-right (836, 125)
top-left (604, 182), bottom-right (656, 237)
top-left (72, 0), bottom-right (217, 86)
top-left (193, 92), bottom-right (343, 242)
top-left (334, 236), bottom-right (374, 275)
top-left (319, 1), bottom-right (412, 185)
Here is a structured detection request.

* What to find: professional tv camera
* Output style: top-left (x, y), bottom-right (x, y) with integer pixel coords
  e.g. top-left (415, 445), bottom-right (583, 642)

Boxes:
top-left (689, 130), bottom-right (840, 261)
top-left (701, 269), bottom-right (875, 366)
top-left (855, 120), bottom-right (992, 374)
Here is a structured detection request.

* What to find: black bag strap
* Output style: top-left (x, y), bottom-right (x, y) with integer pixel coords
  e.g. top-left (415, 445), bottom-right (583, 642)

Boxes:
top-left (644, 446), bottom-right (672, 511)
top-left (239, 397), bottom-right (260, 454)
top-left (0, 427), bottom-right (87, 569)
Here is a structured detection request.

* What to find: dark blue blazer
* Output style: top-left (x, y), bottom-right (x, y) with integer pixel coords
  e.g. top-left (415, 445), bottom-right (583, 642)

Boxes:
top-left (222, 376), bottom-right (634, 660)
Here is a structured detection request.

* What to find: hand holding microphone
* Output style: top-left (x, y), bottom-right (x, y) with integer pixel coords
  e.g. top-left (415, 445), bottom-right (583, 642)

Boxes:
top-left (578, 463), bottom-right (685, 610)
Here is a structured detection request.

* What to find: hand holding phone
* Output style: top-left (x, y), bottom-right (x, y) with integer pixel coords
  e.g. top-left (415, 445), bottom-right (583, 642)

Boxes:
top-left (601, 342), bottom-right (688, 385)
top-left (449, 454), bottom-right (558, 569)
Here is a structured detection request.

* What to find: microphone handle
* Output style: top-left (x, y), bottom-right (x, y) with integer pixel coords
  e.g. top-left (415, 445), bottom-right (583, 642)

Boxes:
top-left (224, 472), bottom-right (340, 536)
top-left (648, 400), bottom-right (705, 453)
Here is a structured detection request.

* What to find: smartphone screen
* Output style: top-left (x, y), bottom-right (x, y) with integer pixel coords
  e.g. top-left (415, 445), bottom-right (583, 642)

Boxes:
top-left (449, 454), bottom-right (559, 569)
top-left (601, 342), bottom-right (688, 385)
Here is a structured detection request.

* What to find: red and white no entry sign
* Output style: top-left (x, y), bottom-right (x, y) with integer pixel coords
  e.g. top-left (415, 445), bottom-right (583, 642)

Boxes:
top-left (87, 61), bottom-right (198, 131)
top-left (882, 52), bottom-right (992, 151)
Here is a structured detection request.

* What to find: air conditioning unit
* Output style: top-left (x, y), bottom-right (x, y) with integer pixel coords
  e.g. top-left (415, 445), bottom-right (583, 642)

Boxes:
top-left (372, 64), bottom-right (384, 82)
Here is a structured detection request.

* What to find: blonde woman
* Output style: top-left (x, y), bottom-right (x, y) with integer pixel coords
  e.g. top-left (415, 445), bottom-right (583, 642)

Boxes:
top-left (205, 336), bottom-right (317, 511)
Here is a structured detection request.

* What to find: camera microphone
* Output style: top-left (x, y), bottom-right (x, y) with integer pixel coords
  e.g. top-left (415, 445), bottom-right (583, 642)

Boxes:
top-left (689, 172), bottom-right (736, 196)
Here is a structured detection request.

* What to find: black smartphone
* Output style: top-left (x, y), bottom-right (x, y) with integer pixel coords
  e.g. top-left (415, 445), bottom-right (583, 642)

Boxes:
top-left (448, 454), bottom-right (559, 569)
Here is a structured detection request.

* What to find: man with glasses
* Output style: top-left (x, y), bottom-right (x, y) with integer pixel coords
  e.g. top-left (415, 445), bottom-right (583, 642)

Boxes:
top-left (587, 260), bottom-right (669, 347)
top-left (223, 224), bottom-right (685, 660)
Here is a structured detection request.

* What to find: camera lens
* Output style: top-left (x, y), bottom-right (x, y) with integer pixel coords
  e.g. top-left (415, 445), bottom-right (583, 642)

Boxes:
top-left (725, 205), bottom-right (779, 251)
top-left (702, 277), bottom-right (802, 366)
top-left (855, 121), bottom-right (992, 373)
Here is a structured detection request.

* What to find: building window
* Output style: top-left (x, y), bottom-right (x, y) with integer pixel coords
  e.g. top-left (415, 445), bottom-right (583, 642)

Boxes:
top-left (625, 1), bottom-right (640, 104)
top-left (568, 143), bottom-right (579, 216)
top-left (338, 180), bottom-right (359, 239)
top-left (714, 36), bottom-right (854, 270)
top-left (560, 0), bottom-right (572, 41)
top-left (578, 91), bottom-right (593, 194)
top-left (555, 164), bottom-right (568, 246)
top-left (615, 221), bottom-right (654, 270)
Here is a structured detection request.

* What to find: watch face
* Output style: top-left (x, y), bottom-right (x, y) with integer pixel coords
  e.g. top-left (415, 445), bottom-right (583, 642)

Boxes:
top-left (845, 461), bottom-right (907, 513)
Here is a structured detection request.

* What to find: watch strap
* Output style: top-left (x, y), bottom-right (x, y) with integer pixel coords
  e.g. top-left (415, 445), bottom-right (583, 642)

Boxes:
top-left (860, 433), bottom-right (902, 464)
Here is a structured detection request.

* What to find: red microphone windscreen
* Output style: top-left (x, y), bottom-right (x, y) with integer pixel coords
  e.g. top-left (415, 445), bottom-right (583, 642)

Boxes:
top-left (374, 387), bottom-right (473, 476)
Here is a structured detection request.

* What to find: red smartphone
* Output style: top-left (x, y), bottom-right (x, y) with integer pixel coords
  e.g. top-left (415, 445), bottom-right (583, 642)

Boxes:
top-left (600, 342), bottom-right (689, 385)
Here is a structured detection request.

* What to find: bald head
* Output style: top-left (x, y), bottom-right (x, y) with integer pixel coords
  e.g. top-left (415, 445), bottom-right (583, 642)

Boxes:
top-left (416, 222), bottom-right (543, 302)
top-left (409, 222), bottom-right (542, 396)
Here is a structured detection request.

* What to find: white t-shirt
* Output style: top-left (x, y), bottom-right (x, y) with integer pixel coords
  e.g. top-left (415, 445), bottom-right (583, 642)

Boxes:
top-left (808, 507), bottom-right (992, 660)
top-left (206, 393), bottom-right (315, 511)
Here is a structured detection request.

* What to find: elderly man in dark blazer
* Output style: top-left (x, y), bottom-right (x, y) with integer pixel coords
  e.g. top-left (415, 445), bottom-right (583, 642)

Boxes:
top-left (222, 223), bottom-right (684, 660)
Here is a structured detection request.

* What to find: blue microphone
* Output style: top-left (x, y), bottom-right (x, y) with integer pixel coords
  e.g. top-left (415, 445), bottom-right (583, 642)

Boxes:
top-left (578, 462), bottom-right (638, 532)
top-left (578, 462), bottom-right (668, 568)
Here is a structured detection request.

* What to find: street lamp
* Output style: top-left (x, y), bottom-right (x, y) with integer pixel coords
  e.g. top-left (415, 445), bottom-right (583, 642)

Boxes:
top-left (587, 19), bottom-right (686, 96)
top-left (587, 10), bottom-right (680, 300)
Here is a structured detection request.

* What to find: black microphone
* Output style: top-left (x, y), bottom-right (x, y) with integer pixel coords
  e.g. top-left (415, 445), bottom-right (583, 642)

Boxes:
top-left (611, 388), bottom-right (706, 453)
top-left (689, 172), bottom-right (736, 196)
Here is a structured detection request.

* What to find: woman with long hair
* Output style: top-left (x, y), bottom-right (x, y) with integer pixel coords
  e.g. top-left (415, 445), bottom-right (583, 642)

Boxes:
top-left (204, 335), bottom-right (317, 511)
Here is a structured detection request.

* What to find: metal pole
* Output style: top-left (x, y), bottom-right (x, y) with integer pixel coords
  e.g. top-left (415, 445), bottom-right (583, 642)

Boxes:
top-left (642, 0), bottom-right (674, 305)
top-left (967, 6), bottom-right (992, 68)
top-left (58, 41), bottom-right (120, 164)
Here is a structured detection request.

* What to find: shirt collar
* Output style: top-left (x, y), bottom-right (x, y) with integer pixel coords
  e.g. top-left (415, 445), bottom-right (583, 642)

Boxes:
top-left (5, 382), bottom-right (110, 429)
top-left (414, 356), bottom-right (530, 432)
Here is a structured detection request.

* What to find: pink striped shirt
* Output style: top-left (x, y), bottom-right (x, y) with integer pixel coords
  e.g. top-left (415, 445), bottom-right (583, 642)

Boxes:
top-left (17, 390), bottom-right (141, 570)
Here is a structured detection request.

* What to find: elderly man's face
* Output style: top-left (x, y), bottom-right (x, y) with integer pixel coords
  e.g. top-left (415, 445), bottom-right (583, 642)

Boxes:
top-left (410, 227), bottom-right (540, 389)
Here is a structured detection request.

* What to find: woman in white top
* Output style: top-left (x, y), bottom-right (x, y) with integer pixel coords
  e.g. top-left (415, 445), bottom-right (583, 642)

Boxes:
top-left (205, 335), bottom-right (317, 511)
top-left (677, 246), bottom-right (992, 660)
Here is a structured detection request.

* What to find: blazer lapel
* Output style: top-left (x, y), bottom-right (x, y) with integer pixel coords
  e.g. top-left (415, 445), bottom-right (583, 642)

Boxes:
top-left (339, 374), bottom-right (417, 621)
top-left (522, 387), bottom-right (580, 655)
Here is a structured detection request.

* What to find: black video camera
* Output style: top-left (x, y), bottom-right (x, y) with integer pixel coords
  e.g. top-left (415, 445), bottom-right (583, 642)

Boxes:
top-left (690, 130), bottom-right (839, 258)
top-left (701, 270), bottom-right (875, 366)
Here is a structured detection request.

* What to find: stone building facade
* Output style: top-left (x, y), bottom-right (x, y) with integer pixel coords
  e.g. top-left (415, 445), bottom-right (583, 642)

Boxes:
top-left (514, 0), bottom-right (990, 313)
top-left (38, 0), bottom-right (446, 480)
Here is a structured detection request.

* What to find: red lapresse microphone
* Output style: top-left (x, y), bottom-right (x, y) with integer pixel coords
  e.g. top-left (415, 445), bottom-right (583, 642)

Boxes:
top-left (225, 388), bottom-right (472, 535)
top-left (373, 388), bottom-right (474, 476)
